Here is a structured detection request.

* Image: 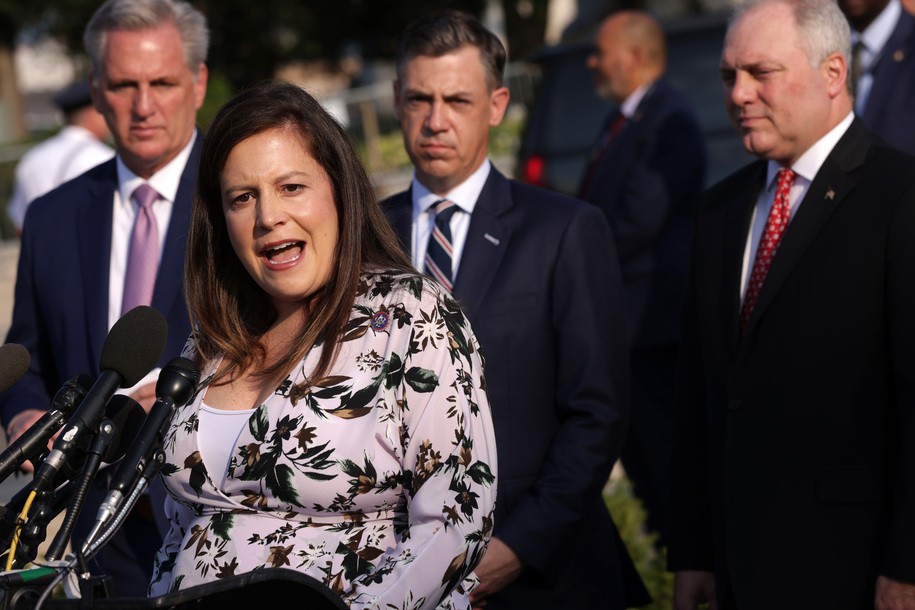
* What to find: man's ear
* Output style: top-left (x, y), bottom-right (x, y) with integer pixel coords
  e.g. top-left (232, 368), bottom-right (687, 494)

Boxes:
top-left (823, 51), bottom-right (848, 98)
top-left (489, 86), bottom-right (510, 127)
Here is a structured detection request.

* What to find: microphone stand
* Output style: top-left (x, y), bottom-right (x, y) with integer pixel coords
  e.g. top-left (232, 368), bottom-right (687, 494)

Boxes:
top-left (44, 419), bottom-right (117, 562)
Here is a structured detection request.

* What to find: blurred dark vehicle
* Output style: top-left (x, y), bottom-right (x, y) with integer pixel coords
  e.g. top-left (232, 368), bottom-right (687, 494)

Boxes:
top-left (517, 12), bottom-right (754, 196)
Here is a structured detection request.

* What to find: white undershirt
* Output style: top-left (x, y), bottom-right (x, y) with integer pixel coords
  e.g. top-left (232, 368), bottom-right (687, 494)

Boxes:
top-left (197, 403), bottom-right (256, 485)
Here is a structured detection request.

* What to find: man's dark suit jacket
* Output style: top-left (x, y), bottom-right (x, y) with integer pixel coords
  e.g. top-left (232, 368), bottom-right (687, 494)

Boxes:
top-left (578, 79), bottom-right (706, 349)
top-left (578, 79), bottom-right (706, 546)
top-left (383, 168), bottom-right (648, 609)
top-left (668, 118), bottom-right (915, 609)
top-left (1, 135), bottom-right (201, 596)
top-left (859, 7), bottom-right (915, 155)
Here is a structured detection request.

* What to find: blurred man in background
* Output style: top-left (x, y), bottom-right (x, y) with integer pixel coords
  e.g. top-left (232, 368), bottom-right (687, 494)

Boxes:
top-left (7, 79), bottom-right (113, 234)
top-left (1, 0), bottom-right (208, 597)
top-left (580, 9), bottom-right (706, 550)
top-left (838, 0), bottom-right (915, 154)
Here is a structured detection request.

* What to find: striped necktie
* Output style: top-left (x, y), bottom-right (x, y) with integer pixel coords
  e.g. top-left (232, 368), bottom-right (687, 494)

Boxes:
top-left (424, 199), bottom-right (459, 291)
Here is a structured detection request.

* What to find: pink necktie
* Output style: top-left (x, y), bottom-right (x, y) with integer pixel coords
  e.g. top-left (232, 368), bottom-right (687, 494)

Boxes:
top-left (739, 168), bottom-right (796, 334)
top-left (121, 183), bottom-right (160, 316)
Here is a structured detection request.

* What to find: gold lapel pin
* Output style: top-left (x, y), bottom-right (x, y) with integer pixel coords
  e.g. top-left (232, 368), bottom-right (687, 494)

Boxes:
top-left (826, 188), bottom-right (836, 200)
top-left (894, 49), bottom-right (905, 62)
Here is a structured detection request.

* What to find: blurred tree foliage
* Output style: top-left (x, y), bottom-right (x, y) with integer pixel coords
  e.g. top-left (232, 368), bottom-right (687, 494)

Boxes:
top-left (0, 0), bottom-right (553, 90)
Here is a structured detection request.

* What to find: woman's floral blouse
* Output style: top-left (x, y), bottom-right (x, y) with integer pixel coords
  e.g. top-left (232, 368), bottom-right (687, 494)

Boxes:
top-left (149, 271), bottom-right (497, 610)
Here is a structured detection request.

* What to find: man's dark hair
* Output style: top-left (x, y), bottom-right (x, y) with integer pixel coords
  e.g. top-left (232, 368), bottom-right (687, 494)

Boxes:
top-left (396, 9), bottom-right (506, 90)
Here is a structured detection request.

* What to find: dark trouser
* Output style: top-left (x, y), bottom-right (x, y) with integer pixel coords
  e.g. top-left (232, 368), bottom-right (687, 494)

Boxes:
top-left (620, 343), bottom-right (678, 549)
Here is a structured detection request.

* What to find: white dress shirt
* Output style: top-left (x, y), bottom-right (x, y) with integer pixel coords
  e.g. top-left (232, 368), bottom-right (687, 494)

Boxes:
top-left (851, 0), bottom-right (901, 114)
top-left (740, 113), bottom-right (855, 301)
top-left (408, 159), bottom-right (491, 279)
top-left (8, 125), bottom-right (114, 230)
top-left (108, 133), bottom-right (197, 332)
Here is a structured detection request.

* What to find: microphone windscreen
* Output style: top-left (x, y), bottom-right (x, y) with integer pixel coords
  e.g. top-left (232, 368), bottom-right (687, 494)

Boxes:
top-left (100, 306), bottom-right (168, 387)
top-left (0, 343), bottom-right (30, 393)
top-left (102, 395), bottom-right (147, 464)
top-left (156, 357), bottom-right (200, 406)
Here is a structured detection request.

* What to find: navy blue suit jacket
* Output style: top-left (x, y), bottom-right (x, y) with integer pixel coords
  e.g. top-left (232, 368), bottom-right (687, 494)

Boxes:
top-left (669, 119), bottom-right (915, 608)
top-left (383, 168), bottom-right (648, 609)
top-left (578, 79), bottom-right (706, 348)
top-left (859, 7), bottom-right (915, 155)
top-left (1, 133), bottom-right (197, 597)
top-left (1, 136), bottom-right (199, 443)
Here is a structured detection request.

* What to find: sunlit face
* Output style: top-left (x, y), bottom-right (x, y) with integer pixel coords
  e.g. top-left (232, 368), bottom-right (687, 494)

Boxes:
top-left (586, 16), bottom-right (636, 102)
top-left (720, 3), bottom-right (839, 165)
top-left (90, 23), bottom-right (207, 179)
top-left (394, 46), bottom-right (509, 195)
top-left (220, 127), bottom-right (339, 317)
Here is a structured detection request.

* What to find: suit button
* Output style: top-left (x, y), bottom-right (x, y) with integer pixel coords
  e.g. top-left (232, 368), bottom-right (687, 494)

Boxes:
top-left (728, 399), bottom-right (743, 411)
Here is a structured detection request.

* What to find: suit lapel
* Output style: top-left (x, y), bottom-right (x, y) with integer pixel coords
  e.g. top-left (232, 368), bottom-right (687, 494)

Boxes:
top-left (76, 160), bottom-right (118, 369)
top-left (152, 134), bottom-right (201, 314)
top-left (741, 120), bottom-right (870, 338)
top-left (385, 188), bottom-right (414, 256)
top-left (452, 170), bottom-right (513, 319)
top-left (588, 84), bottom-right (661, 197)
top-left (723, 161), bottom-right (767, 351)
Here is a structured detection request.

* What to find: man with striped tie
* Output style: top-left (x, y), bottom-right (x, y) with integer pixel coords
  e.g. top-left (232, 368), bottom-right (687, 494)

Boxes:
top-left (382, 10), bottom-right (648, 610)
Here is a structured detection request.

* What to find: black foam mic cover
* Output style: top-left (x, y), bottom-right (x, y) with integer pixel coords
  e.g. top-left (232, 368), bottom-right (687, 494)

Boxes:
top-left (0, 343), bottom-right (30, 393)
top-left (31, 306), bottom-right (168, 493)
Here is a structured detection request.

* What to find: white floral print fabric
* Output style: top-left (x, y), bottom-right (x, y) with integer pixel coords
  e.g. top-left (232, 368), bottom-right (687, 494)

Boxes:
top-left (149, 271), bottom-right (497, 610)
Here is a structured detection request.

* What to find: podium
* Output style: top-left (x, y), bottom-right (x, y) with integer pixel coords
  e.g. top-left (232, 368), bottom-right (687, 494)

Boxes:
top-left (3, 568), bottom-right (348, 610)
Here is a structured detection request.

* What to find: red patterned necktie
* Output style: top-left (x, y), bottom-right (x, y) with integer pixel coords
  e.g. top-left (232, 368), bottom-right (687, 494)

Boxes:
top-left (577, 110), bottom-right (627, 198)
top-left (739, 167), bottom-right (796, 334)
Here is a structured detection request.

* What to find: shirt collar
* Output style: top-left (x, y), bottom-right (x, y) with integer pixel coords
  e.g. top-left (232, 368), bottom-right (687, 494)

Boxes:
top-left (852, 0), bottom-right (900, 55)
top-left (117, 131), bottom-right (197, 205)
top-left (619, 80), bottom-right (655, 119)
top-left (411, 159), bottom-right (491, 217)
top-left (766, 112), bottom-right (854, 186)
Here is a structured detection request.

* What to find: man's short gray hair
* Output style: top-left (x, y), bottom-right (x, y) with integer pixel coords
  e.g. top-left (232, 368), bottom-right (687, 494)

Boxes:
top-left (730, 0), bottom-right (851, 75)
top-left (84, 0), bottom-right (209, 74)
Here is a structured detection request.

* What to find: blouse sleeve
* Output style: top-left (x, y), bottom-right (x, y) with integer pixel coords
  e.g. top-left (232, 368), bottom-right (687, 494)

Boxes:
top-left (345, 284), bottom-right (498, 610)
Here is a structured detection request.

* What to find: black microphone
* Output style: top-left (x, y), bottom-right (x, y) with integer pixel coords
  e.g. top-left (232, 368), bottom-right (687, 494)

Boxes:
top-left (0, 374), bottom-right (93, 484)
top-left (97, 394), bottom-right (148, 465)
top-left (89, 357), bottom-right (199, 538)
top-left (0, 394), bottom-right (148, 559)
top-left (31, 306), bottom-right (168, 494)
top-left (42, 394), bottom-right (147, 562)
top-left (0, 343), bottom-right (30, 393)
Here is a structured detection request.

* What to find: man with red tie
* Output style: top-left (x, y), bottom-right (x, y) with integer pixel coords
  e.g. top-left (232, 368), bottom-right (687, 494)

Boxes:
top-left (669, 0), bottom-right (915, 609)
top-left (579, 9), bottom-right (707, 550)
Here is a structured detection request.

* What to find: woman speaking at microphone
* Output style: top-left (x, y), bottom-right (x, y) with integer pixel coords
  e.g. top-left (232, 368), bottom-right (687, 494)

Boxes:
top-left (149, 81), bottom-right (497, 610)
